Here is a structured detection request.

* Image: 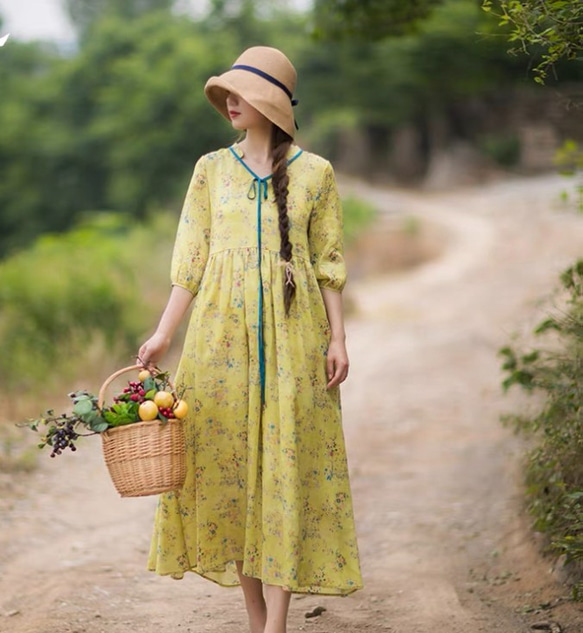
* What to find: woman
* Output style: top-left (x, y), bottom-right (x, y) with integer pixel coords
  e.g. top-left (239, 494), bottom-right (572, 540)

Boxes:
top-left (138, 46), bottom-right (362, 633)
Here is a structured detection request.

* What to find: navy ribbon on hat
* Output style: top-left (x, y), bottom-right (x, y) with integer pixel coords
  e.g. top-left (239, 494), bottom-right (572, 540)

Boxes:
top-left (231, 63), bottom-right (299, 129)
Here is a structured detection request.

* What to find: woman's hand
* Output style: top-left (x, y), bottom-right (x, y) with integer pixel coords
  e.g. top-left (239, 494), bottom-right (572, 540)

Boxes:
top-left (326, 337), bottom-right (349, 389)
top-left (137, 332), bottom-right (172, 369)
top-left (320, 288), bottom-right (349, 389)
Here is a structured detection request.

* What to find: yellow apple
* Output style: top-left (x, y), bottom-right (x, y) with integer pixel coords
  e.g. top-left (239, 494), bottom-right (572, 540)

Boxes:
top-left (154, 391), bottom-right (174, 409)
top-left (173, 400), bottom-right (189, 419)
top-left (138, 400), bottom-right (158, 421)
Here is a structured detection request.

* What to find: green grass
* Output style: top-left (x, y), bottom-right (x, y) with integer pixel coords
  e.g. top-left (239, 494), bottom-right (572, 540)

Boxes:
top-left (0, 212), bottom-right (175, 394)
top-left (342, 195), bottom-right (377, 245)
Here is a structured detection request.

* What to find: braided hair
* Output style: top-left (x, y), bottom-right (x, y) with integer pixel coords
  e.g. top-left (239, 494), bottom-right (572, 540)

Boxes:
top-left (271, 125), bottom-right (295, 315)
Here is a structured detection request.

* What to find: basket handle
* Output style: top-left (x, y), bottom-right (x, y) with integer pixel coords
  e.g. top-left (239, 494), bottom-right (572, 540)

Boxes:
top-left (98, 365), bottom-right (141, 410)
top-left (97, 365), bottom-right (173, 410)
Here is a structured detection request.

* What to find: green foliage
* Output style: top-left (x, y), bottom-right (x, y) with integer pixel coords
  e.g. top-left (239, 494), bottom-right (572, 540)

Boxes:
top-left (0, 13), bottom-right (235, 257)
top-left (0, 212), bottom-right (174, 391)
top-left (65, 0), bottom-right (176, 39)
top-left (501, 260), bottom-right (583, 595)
top-left (313, 0), bottom-right (445, 40)
top-left (300, 0), bottom-right (536, 142)
top-left (482, 0), bottom-right (583, 82)
top-left (554, 140), bottom-right (583, 213)
top-left (478, 133), bottom-right (521, 167)
top-left (103, 401), bottom-right (139, 426)
top-left (342, 196), bottom-right (377, 245)
top-left (77, 13), bottom-right (235, 215)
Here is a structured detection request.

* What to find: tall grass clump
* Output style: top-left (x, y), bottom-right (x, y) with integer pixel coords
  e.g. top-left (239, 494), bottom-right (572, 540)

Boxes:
top-left (0, 212), bottom-right (175, 395)
top-left (500, 260), bottom-right (583, 598)
top-left (343, 196), bottom-right (377, 245)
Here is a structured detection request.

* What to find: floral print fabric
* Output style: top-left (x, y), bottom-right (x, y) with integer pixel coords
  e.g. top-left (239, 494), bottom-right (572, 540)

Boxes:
top-left (148, 144), bottom-right (363, 595)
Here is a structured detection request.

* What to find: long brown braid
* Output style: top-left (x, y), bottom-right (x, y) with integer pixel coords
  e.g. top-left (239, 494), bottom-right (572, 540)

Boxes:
top-left (271, 125), bottom-right (295, 314)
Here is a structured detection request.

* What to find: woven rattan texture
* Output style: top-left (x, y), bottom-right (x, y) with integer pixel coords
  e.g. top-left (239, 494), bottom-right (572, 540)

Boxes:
top-left (101, 419), bottom-right (186, 497)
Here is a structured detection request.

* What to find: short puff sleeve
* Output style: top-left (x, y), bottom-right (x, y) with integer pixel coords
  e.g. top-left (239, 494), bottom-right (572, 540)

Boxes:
top-left (170, 156), bottom-right (211, 296)
top-left (308, 161), bottom-right (347, 292)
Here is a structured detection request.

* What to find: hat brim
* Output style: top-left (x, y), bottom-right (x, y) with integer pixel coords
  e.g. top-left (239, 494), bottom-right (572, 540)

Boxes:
top-left (204, 69), bottom-right (296, 138)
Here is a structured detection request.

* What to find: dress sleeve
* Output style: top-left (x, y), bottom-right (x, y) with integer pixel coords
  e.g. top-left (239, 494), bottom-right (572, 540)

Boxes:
top-left (308, 161), bottom-right (347, 292)
top-left (170, 156), bottom-right (211, 296)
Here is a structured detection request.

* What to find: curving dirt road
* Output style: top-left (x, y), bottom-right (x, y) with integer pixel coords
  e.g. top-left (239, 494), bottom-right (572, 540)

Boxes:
top-left (2, 173), bottom-right (583, 633)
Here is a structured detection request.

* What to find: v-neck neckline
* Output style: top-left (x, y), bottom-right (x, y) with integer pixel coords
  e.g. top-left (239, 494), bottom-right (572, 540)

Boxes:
top-left (229, 144), bottom-right (303, 181)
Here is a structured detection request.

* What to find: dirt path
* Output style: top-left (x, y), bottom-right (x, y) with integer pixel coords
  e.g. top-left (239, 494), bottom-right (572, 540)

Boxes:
top-left (2, 174), bottom-right (583, 633)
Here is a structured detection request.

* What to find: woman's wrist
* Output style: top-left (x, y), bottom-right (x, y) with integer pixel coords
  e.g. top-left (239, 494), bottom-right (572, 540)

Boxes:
top-left (154, 330), bottom-right (173, 345)
top-left (330, 331), bottom-right (346, 343)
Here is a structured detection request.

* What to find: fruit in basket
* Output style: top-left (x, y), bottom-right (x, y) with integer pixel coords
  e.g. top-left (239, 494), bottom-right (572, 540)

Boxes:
top-left (20, 367), bottom-right (185, 458)
top-left (139, 400), bottom-right (159, 421)
top-left (154, 391), bottom-right (174, 409)
top-left (173, 400), bottom-right (189, 419)
top-left (159, 407), bottom-right (175, 419)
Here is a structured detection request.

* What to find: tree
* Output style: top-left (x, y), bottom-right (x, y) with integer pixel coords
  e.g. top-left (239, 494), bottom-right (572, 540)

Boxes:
top-left (64, 0), bottom-right (176, 39)
top-left (0, 11), bottom-right (237, 256)
top-left (482, 0), bottom-right (583, 82)
top-left (0, 39), bottom-right (63, 255)
top-left (313, 0), bottom-right (445, 39)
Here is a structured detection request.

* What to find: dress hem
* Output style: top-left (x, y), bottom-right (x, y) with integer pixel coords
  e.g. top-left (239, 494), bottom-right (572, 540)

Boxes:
top-left (148, 564), bottom-right (363, 596)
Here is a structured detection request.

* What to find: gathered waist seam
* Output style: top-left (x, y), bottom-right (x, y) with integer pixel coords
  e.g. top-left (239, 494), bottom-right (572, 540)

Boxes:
top-left (208, 246), bottom-right (311, 264)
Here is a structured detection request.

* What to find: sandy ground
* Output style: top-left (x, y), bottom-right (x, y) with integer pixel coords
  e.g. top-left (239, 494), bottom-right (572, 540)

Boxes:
top-left (2, 173), bottom-right (583, 633)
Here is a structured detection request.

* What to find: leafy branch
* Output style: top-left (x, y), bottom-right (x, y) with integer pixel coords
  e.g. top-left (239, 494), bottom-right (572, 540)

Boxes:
top-left (500, 259), bottom-right (583, 596)
top-left (482, 0), bottom-right (583, 82)
top-left (21, 391), bottom-right (108, 458)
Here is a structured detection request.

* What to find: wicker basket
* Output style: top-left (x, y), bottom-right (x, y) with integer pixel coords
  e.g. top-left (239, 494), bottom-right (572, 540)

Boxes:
top-left (98, 365), bottom-right (186, 498)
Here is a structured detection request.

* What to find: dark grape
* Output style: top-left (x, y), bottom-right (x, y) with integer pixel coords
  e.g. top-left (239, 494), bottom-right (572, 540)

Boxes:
top-left (48, 420), bottom-right (80, 457)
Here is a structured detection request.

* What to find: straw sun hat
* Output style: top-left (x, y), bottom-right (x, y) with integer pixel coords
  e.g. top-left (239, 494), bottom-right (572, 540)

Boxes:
top-left (204, 46), bottom-right (298, 138)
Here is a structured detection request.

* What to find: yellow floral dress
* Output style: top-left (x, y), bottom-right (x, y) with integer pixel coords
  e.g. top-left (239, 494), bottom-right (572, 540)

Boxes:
top-left (148, 143), bottom-right (363, 595)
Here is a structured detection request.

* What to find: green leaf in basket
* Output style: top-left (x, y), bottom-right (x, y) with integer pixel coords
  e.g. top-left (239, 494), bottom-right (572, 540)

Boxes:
top-left (73, 399), bottom-right (93, 416)
top-left (103, 401), bottom-right (140, 427)
top-left (92, 421), bottom-right (109, 433)
top-left (145, 389), bottom-right (156, 400)
top-left (143, 377), bottom-right (156, 392)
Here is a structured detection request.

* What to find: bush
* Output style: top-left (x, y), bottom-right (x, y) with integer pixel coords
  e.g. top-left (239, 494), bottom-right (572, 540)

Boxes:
top-left (343, 195), bottom-right (377, 245)
top-left (500, 259), bottom-right (583, 598)
top-left (0, 212), bottom-right (174, 392)
top-left (478, 133), bottom-right (521, 168)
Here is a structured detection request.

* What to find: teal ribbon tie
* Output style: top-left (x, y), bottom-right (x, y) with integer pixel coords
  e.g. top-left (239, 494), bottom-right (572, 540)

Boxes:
top-left (229, 146), bottom-right (303, 405)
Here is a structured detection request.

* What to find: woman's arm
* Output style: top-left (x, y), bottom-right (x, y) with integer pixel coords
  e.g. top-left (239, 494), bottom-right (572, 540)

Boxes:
top-left (321, 287), bottom-right (349, 388)
top-left (137, 285), bottom-right (194, 367)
